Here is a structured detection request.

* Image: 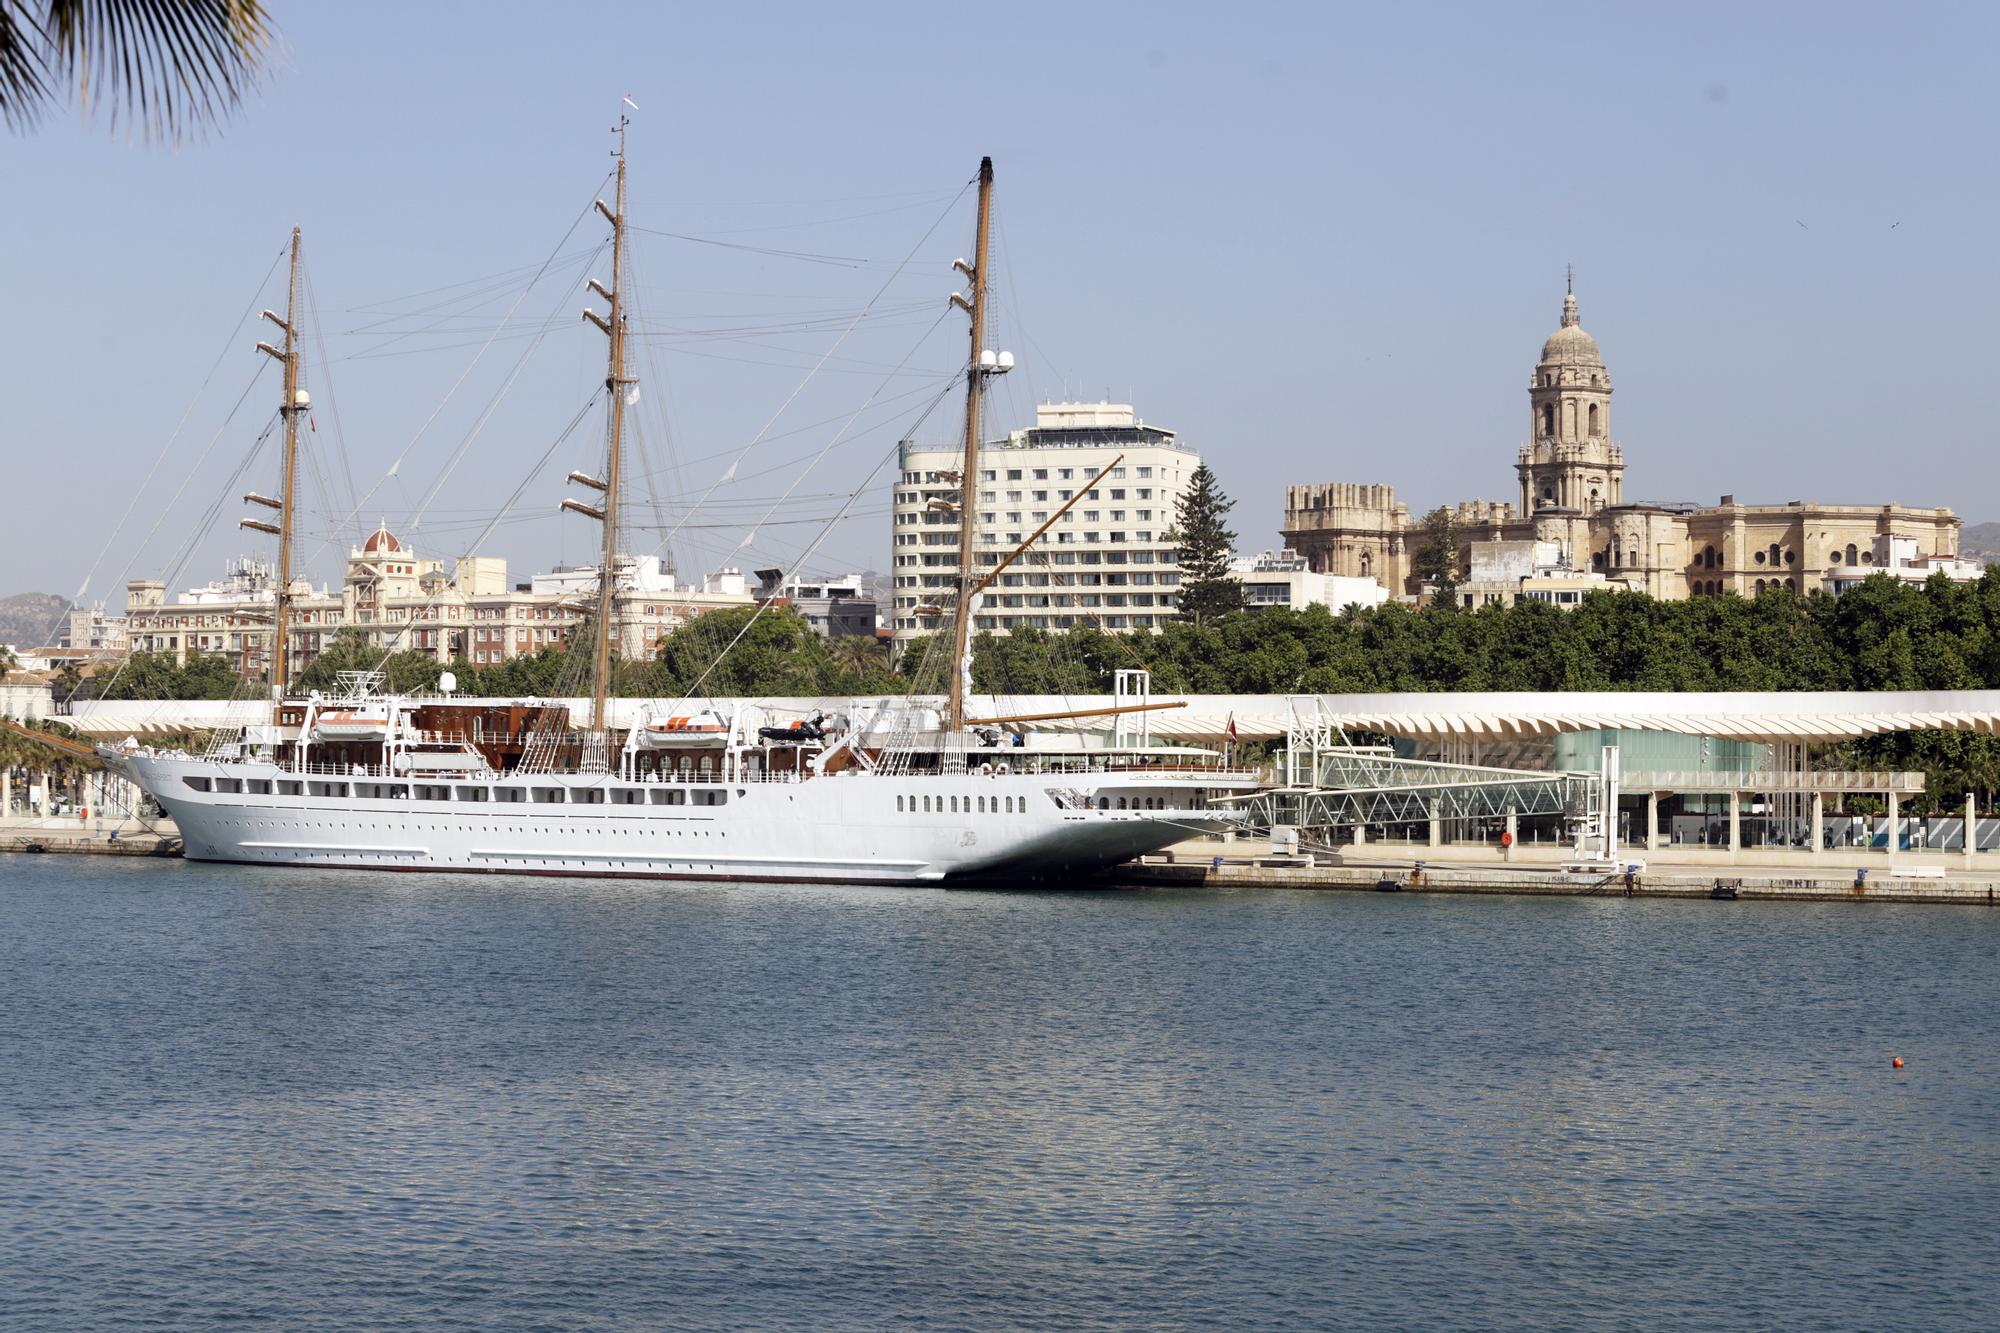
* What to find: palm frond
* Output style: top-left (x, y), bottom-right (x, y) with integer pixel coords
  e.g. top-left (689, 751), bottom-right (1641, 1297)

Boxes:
top-left (0, 2), bottom-right (55, 128)
top-left (3, 0), bottom-right (273, 142)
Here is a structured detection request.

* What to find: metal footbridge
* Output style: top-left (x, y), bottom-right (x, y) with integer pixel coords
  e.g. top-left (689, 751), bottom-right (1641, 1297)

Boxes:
top-left (1229, 747), bottom-right (1595, 832)
top-left (1222, 699), bottom-right (1601, 836)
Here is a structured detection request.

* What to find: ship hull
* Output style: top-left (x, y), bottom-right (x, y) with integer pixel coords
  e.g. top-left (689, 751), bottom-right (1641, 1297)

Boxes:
top-left (119, 754), bottom-right (1245, 885)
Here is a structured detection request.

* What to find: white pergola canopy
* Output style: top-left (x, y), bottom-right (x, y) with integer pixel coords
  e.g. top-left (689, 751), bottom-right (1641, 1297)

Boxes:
top-left (68, 690), bottom-right (2000, 745)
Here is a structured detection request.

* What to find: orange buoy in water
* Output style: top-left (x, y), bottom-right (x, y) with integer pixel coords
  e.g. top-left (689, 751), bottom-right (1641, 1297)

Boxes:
top-left (1892, 1057), bottom-right (1905, 1069)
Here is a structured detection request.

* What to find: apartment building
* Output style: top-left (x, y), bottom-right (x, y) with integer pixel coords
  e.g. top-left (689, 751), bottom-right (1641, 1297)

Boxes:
top-left (889, 402), bottom-right (1197, 647)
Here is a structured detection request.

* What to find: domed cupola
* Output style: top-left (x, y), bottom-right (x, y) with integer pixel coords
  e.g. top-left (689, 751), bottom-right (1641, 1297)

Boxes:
top-left (1539, 290), bottom-right (1603, 367)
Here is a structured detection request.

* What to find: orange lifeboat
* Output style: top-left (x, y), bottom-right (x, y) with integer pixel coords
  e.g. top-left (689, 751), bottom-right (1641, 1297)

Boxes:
top-left (636, 710), bottom-right (731, 750)
top-left (312, 709), bottom-right (389, 741)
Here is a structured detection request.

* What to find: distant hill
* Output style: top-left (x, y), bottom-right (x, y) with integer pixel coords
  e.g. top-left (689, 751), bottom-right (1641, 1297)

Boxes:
top-left (1963, 522), bottom-right (2000, 561)
top-left (0, 592), bottom-right (67, 650)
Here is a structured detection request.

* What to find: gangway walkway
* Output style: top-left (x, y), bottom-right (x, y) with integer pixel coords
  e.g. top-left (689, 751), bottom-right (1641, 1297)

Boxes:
top-left (1222, 697), bottom-right (1598, 836)
top-left (1228, 746), bottom-right (1595, 832)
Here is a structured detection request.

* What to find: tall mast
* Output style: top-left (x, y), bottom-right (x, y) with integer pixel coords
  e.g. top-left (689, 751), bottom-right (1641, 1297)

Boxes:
top-left (573, 114), bottom-right (633, 735)
top-left (244, 227), bottom-right (303, 724)
top-left (946, 156), bottom-right (994, 735)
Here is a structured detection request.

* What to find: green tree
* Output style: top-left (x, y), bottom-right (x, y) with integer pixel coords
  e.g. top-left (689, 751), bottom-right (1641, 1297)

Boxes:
top-left (1412, 506), bottom-right (1463, 605)
top-left (0, 0), bottom-right (274, 141)
top-left (85, 650), bottom-right (241, 700)
top-left (1171, 462), bottom-right (1242, 626)
top-left (293, 630), bottom-right (445, 696)
top-left (652, 606), bottom-right (842, 697)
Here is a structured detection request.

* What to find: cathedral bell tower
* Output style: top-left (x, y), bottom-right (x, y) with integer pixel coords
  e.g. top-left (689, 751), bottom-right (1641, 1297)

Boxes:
top-left (1517, 277), bottom-right (1621, 522)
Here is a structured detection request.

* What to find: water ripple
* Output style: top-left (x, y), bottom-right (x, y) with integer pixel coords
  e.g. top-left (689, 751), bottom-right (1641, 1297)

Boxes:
top-left (1, 861), bottom-right (1996, 1329)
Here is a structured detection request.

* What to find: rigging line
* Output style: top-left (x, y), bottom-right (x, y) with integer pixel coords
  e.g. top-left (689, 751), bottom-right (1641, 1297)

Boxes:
top-left (301, 259), bottom-right (360, 526)
top-left (339, 243), bottom-right (606, 321)
top-left (642, 186), bottom-right (961, 208)
top-left (992, 209), bottom-right (1053, 414)
top-left (610, 242), bottom-right (686, 579)
top-left (643, 194), bottom-right (967, 237)
top-left (671, 371), bottom-right (963, 707)
top-left (670, 379), bottom-right (953, 468)
top-left (86, 413), bottom-right (281, 708)
top-left (314, 181), bottom-right (613, 564)
top-left (355, 391), bottom-right (605, 676)
top-left (669, 432), bottom-right (907, 706)
top-left (659, 302), bottom-right (954, 577)
top-left (639, 180), bottom-right (971, 567)
top-left (629, 225), bottom-right (957, 271)
top-left (407, 258), bottom-right (596, 532)
top-left (35, 241), bottom-right (288, 649)
top-left (333, 250), bottom-right (599, 357)
top-left (642, 341), bottom-right (953, 378)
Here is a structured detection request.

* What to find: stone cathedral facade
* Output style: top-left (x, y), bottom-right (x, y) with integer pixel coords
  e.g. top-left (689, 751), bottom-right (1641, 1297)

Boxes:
top-left (1281, 283), bottom-right (1961, 600)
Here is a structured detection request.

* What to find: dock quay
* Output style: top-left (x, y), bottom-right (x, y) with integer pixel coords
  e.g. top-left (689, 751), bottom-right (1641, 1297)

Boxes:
top-left (1119, 839), bottom-right (2000, 905)
top-left (1, 817), bottom-right (181, 857)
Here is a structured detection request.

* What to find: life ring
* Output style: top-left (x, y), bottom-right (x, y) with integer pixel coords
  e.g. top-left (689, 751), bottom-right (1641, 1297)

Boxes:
top-left (979, 763), bottom-right (994, 777)
top-left (997, 763), bottom-right (1010, 776)
top-left (1500, 830), bottom-right (1515, 847)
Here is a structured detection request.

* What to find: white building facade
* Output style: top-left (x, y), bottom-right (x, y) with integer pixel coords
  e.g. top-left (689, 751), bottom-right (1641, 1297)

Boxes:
top-left (124, 528), bottom-right (755, 681)
top-left (1824, 533), bottom-right (1985, 596)
top-left (1233, 549), bottom-right (1389, 614)
top-left (891, 402), bottom-right (1197, 646)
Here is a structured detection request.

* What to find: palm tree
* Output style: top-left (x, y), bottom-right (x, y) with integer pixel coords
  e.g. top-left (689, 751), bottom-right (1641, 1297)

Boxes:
top-left (829, 633), bottom-right (886, 683)
top-left (1, 0), bottom-right (273, 143)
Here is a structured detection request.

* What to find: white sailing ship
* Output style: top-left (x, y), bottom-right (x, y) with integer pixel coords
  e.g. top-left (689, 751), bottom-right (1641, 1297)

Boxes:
top-left (109, 127), bottom-right (1253, 884)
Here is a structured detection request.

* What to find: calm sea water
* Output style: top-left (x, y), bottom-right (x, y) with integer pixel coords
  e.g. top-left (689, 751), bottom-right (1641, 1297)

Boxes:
top-left (2, 858), bottom-right (1996, 1331)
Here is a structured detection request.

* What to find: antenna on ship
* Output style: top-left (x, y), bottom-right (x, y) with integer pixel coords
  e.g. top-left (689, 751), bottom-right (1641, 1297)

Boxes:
top-left (567, 106), bottom-right (635, 743)
top-left (243, 226), bottom-right (305, 724)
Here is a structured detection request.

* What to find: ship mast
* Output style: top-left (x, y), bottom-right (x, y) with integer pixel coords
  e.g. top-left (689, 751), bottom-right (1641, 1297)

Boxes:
top-left (569, 113), bottom-right (634, 735)
top-left (946, 156), bottom-right (995, 735)
top-left (244, 226), bottom-right (304, 724)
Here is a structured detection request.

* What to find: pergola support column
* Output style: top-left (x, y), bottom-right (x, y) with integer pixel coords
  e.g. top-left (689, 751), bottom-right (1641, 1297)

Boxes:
top-left (1727, 789), bottom-right (1740, 864)
top-left (1810, 791), bottom-right (1823, 859)
top-left (1965, 793), bottom-right (1977, 868)
top-left (1887, 789), bottom-right (1900, 865)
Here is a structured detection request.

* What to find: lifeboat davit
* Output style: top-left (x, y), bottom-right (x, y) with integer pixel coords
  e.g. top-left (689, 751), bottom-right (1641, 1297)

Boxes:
top-left (636, 711), bottom-right (731, 749)
top-left (313, 709), bottom-right (389, 741)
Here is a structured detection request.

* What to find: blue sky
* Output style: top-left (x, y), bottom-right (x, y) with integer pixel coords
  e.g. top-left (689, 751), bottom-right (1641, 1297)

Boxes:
top-left (4, 0), bottom-right (1997, 608)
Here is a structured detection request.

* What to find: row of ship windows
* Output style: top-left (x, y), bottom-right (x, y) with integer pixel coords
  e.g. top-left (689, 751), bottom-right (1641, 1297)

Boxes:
top-left (899, 793), bottom-right (1026, 814)
top-left (213, 819), bottom-right (725, 838)
top-left (185, 775), bottom-right (731, 807)
top-left (893, 793), bottom-right (1173, 814)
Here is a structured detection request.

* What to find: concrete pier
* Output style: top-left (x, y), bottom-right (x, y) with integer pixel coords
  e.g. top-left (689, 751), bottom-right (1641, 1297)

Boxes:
top-left (1122, 837), bottom-right (2000, 905)
top-left (1, 816), bottom-right (181, 857)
